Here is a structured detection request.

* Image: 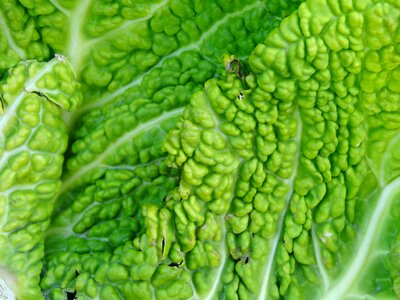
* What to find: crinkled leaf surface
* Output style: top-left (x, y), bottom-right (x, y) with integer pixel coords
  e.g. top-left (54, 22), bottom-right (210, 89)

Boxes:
top-left (1, 0), bottom-right (400, 299)
top-left (166, 0), bottom-right (400, 299)
top-left (0, 57), bottom-right (81, 299)
top-left (32, 0), bottom-right (304, 299)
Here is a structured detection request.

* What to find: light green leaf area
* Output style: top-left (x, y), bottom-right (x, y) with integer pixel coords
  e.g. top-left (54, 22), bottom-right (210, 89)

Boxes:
top-left (0, 57), bottom-right (81, 300)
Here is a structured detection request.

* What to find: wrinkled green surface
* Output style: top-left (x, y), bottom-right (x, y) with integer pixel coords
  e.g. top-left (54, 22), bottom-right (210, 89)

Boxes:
top-left (38, 1), bottom-right (302, 299)
top-left (1, 0), bottom-right (400, 299)
top-left (0, 57), bottom-right (81, 299)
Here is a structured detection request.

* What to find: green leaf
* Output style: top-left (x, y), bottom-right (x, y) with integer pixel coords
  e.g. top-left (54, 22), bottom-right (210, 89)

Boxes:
top-left (2, 0), bottom-right (400, 299)
top-left (35, 1), bottom-right (303, 299)
top-left (0, 57), bottom-right (81, 299)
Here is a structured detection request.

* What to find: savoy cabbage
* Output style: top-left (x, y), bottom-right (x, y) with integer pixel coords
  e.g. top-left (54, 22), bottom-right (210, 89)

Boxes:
top-left (0, 0), bottom-right (400, 299)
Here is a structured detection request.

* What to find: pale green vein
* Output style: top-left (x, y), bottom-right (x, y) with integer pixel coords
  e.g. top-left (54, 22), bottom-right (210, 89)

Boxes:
top-left (0, 13), bottom-right (26, 60)
top-left (258, 111), bottom-right (303, 300)
top-left (60, 107), bottom-right (184, 193)
top-left (321, 177), bottom-right (400, 300)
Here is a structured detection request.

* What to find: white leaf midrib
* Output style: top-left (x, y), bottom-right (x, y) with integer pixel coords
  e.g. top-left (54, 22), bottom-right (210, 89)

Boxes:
top-left (0, 275), bottom-right (16, 300)
top-left (66, 0), bottom-right (92, 70)
top-left (321, 176), bottom-right (400, 300)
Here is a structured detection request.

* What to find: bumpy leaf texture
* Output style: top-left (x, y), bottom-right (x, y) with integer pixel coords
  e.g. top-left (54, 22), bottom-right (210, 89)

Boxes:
top-left (0, 0), bottom-right (400, 299)
top-left (0, 58), bottom-right (81, 299)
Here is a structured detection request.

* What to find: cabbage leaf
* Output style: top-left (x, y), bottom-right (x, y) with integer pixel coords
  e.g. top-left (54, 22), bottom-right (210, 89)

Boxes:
top-left (1, 0), bottom-right (400, 299)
